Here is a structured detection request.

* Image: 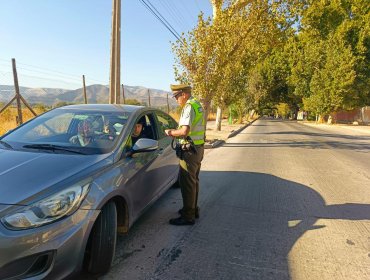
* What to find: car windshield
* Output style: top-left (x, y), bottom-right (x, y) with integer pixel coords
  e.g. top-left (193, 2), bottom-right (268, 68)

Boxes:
top-left (1, 108), bottom-right (131, 155)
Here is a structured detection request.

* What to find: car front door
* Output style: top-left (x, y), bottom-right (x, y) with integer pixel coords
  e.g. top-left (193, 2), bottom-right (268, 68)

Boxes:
top-left (117, 113), bottom-right (167, 219)
top-left (150, 111), bottom-right (179, 196)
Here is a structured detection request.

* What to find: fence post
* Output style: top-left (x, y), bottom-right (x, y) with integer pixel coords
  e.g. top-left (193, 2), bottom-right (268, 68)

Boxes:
top-left (12, 58), bottom-right (23, 125)
top-left (82, 75), bottom-right (88, 104)
top-left (167, 93), bottom-right (169, 113)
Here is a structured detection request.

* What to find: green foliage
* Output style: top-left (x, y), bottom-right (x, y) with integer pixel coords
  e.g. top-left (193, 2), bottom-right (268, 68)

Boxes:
top-left (124, 99), bottom-right (141, 106)
top-left (304, 37), bottom-right (356, 115)
top-left (171, 0), bottom-right (369, 121)
top-left (172, 1), bottom-right (301, 109)
top-left (53, 101), bottom-right (74, 108)
top-left (32, 103), bottom-right (49, 113)
top-left (289, 0), bottom-right (370, 117)
top-left (276, 103), bottom-right (291, 119)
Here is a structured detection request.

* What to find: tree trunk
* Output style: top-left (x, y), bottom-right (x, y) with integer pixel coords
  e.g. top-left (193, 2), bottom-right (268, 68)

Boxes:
top-left (200, 98), bottom-right (211, 132)
top-left (237, 108), bottom-right (243, 124)
top-left (215, 106), bottom-right (222, 131)
top-left (249, 109), bottom-right (255, 121)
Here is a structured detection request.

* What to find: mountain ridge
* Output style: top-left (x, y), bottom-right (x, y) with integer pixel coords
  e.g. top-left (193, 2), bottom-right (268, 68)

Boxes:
top-left (0, 84), bottom-right (176, 107)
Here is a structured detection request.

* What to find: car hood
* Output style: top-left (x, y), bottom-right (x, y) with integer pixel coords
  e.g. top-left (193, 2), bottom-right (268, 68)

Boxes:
top-left (0, 149), bottom-right (111, 205)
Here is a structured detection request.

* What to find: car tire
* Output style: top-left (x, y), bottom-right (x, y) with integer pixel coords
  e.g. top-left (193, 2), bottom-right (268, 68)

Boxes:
top-left (84, 201), bottom-right (117, 275)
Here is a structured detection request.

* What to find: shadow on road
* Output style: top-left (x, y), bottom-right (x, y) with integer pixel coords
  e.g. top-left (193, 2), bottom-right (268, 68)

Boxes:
top-left (77, 171), bottom-right (370, 280)
top-left (222, 141), bottom-right (370, 151)
top-left (245, 130), bottom-right (370, 141)
top-left (153, 171), bottom-right (370, 280)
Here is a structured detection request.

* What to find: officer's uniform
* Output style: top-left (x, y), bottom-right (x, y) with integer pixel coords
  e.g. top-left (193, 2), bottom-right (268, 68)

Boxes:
top-left (171, 84), bottom-right (205, 223)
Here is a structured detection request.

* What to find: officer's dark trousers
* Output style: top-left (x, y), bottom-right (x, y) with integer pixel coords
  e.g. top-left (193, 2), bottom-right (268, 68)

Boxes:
top-left (179, 145), bottom-right (204, 220)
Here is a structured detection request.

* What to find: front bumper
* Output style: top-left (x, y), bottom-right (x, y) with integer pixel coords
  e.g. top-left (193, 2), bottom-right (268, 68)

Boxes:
top-left (0, 208), bottom-right (100, 280)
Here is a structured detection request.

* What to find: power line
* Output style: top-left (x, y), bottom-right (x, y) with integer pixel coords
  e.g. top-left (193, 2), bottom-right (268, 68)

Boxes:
top-left (178, 0), bottom-right (195, 24)
top-left (138, 0), bottom-right (184, 44)
top-left (17, 66), bottom-right (82, 83)
top-left (146, 0), bottom-right (183, 39)
top-left (164, 0), bottom-right (192, 31)
top-left (158, 0), bottom-right (188, 32)
top-left (194, 0), bottom-right (202, 11)
top-left (0, 58), bottom-right (107, 85)
top-left (16, 73), bottom-right (81, 88)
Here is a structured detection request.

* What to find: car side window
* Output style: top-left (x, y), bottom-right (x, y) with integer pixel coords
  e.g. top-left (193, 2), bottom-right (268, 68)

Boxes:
top-left (129, 113), bottom-right (157, 144)
top-left (123, 113), bottom-right (158, 155)
top-left (156, 111), bottom-right (178, 139)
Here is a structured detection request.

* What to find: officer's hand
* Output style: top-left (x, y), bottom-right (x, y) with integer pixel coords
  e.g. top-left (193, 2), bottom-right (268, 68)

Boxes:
top-left (165, 129), bottom-right (174, 137)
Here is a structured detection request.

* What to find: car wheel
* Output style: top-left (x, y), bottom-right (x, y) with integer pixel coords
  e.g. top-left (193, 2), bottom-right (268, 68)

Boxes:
top-left (84, 201), bottom-right (117, 275)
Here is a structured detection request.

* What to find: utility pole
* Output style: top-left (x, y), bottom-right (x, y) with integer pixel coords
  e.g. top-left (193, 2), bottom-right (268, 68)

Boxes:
top-left (109, 0), bottom-right (121, 104)
top-left (121, 84), bottom-right (125, 104)
top-left (148, 89), bottom-right (151, 107)
top-left (82, 75), bottom-right (87, 104)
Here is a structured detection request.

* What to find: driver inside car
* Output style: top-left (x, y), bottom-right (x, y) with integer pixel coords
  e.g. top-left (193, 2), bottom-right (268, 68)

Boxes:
top-left (131, 116), bottom-right (148, 145)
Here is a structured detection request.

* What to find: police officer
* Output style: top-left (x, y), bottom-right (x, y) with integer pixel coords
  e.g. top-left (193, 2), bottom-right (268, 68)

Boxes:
top-left (165, 84), bottom-right (205, 225)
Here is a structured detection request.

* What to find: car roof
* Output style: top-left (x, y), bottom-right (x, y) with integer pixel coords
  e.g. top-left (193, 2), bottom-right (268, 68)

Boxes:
top-left (58, 104), bottom-right (145, 113)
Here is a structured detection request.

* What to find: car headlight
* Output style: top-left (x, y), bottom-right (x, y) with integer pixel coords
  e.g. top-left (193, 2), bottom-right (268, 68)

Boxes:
top-left (1, 183), bottom-right (90, 230)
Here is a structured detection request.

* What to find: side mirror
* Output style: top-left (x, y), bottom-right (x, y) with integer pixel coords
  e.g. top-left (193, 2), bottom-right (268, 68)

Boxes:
top-left (126, 138), bottom-right (158, 157)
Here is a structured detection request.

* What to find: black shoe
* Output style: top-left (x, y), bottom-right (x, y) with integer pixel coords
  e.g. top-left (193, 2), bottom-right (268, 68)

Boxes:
top-left (178, 208), bottom-right (200, 219)
top-left (169, 217), bottom-right (195, 226)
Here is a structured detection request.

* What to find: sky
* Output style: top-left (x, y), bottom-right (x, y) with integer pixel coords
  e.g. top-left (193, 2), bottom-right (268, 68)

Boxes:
top-left (0, 0), bottom-right (212, 91)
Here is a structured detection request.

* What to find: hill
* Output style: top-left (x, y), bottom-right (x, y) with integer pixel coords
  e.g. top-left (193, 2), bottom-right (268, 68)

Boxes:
top-left (0, 84), bottom-right (176, 107)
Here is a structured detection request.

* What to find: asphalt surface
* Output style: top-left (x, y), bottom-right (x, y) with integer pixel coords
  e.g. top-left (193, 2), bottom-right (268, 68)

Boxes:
top-left (93, 118), bottom-right (370, 280)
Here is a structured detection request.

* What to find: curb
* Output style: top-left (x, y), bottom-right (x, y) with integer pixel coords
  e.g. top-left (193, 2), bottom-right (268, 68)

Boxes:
top-left (298, 121), bottom-right (370, 135)
top-left (204, 118), bottom-right (258, 149)
top-left (204, 139), bottom-right (225, 149)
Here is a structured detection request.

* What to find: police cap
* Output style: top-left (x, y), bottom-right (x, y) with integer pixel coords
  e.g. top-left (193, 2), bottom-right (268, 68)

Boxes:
top-left (170, 84), bottom-right (192, 97)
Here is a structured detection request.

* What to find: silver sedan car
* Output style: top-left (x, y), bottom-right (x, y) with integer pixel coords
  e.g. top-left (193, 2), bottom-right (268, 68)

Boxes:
top-left (0, 104), bottom-right (179, 279)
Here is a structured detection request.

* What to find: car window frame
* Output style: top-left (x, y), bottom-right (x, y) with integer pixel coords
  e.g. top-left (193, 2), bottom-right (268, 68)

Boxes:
top-left (154, 110), bottom-right (178, 140)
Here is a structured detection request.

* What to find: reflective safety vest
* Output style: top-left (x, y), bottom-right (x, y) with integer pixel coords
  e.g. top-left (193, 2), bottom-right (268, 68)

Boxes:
top-left (180, 97), bottom-right (205, 145)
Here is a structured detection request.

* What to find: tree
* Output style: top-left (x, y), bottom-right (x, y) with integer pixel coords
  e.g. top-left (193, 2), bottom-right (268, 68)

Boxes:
top-left (304, 36), bottom-right (356, 119)
top-left (173, 0), bottom-right (303, 130)
top-left (287, 0), bottom-right (370, 121)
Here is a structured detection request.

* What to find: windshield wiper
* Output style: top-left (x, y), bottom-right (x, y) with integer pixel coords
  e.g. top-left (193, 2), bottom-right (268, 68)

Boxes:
top-left (0, 140), bottom-right (13, 150)
top-left (23, 144), bottom-right (85, 155)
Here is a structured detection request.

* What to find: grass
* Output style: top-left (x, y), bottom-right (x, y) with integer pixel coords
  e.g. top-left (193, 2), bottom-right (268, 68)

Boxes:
top-left (0, 107), bottom-right (46, 135)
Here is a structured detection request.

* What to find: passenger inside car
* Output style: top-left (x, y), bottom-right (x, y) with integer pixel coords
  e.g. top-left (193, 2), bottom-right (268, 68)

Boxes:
top-left (69, 118), bottom-right (96, 147)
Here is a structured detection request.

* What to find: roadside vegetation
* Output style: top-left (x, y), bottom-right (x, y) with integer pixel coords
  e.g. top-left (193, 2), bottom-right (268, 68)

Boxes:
top-left (0, 104), bottom-right (48, 135)
top-left (172, 0), bottom-right (369, 126)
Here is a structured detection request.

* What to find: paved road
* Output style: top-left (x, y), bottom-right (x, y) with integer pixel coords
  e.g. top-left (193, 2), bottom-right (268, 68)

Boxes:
top-left (97, 118), bottom-right (370, 280)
